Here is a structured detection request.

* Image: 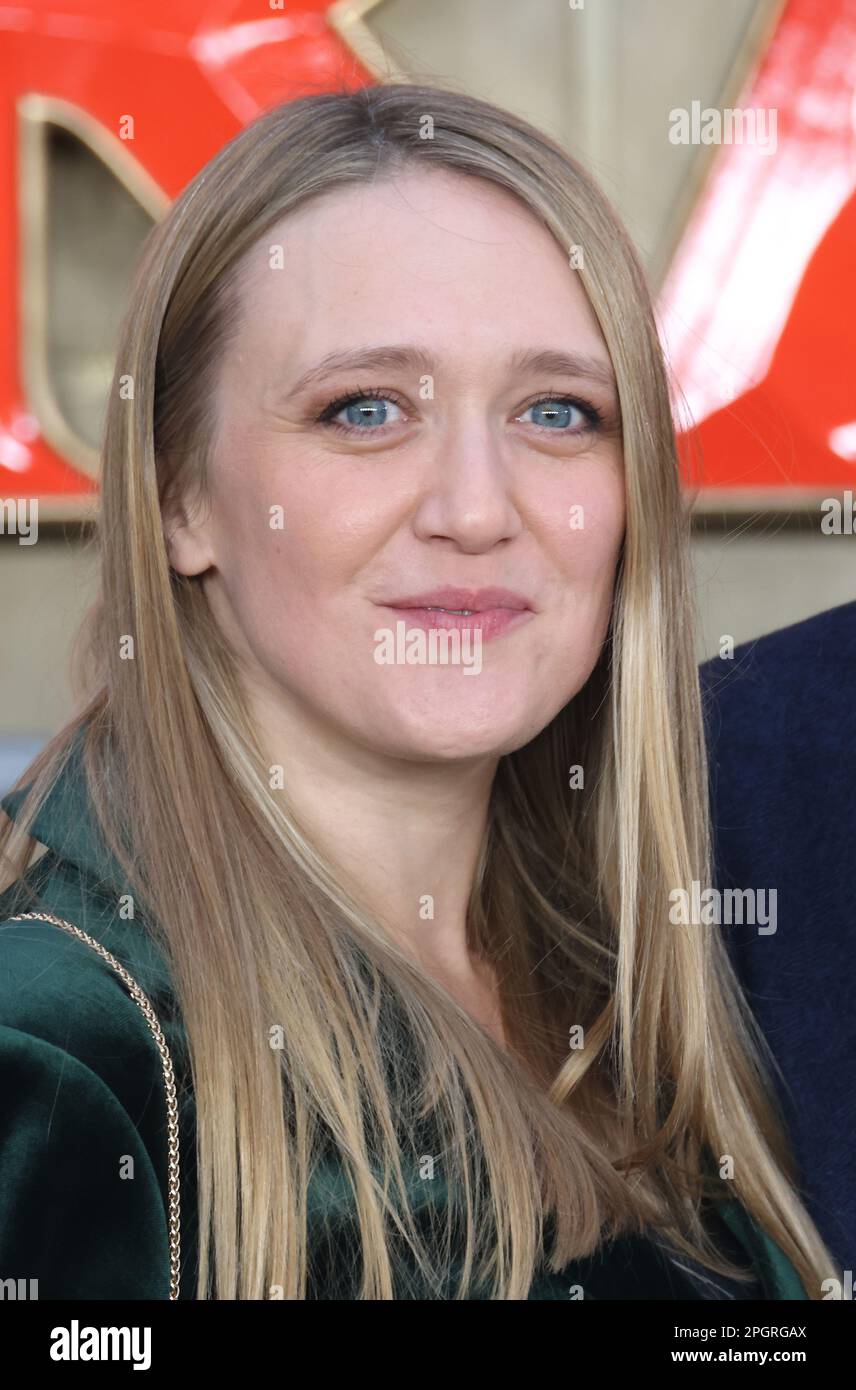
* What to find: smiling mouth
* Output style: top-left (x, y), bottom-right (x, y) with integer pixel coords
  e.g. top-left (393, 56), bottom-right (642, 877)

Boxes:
top-left (382, 586), bottom-right (533, 614)
top-left (382, 607), bottom-right (533, 640)
top-left (380, 590), bottom-right (534, 641)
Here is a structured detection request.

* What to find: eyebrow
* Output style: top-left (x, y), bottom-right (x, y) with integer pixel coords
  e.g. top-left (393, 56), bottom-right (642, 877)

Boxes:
top-left (286, 344), bottom-right (618, 397)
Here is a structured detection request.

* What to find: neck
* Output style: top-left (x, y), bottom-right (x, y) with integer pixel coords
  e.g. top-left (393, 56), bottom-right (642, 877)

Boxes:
top-left (249, 681), bottom-right (499, 989)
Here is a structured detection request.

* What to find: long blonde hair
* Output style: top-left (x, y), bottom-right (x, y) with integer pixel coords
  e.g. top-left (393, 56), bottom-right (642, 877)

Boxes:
top-left (1, 81), bottom-right (838, 1298)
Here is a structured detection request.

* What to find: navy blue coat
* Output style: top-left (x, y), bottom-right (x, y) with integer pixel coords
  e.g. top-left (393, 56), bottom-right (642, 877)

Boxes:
top-left (700, 598), bottom-right (856, 1273)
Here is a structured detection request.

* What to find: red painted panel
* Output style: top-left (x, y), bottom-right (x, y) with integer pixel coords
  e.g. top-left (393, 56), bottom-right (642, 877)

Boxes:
top-left (0, 0), bottom-right (374, 513)
top-left (659, 0), bottom-right (856, 503)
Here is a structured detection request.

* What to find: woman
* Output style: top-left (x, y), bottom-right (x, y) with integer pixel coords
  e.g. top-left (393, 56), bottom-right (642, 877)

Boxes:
top-left (0, 82), bottom-right (838, 1300)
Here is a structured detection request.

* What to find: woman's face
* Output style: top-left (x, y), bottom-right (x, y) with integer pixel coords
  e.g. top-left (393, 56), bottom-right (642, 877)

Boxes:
top-left (168, 167), bottom-right (625, 763)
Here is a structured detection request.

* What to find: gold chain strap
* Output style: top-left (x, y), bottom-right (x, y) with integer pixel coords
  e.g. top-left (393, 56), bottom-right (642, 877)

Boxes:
top-left (5, 911), bottom-right (181, 1300)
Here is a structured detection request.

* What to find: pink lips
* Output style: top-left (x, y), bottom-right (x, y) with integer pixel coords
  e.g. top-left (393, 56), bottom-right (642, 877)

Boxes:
top-left (381, 586), bottom-right (534, 640)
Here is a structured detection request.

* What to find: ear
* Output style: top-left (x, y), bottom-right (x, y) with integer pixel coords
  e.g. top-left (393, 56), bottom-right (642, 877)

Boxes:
top-left (161, 478), bottom-right (215, 578)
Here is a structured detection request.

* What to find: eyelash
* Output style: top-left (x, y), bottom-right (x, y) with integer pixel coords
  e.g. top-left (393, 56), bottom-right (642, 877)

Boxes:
top-left (314, 384), bottom-right (605, 437)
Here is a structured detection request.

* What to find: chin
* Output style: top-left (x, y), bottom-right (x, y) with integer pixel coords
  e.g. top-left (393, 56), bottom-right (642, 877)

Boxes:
top-left (361, 692), bottom-right (549, 763)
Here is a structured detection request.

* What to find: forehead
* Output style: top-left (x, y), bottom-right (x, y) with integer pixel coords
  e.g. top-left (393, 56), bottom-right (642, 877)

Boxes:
top-left (226, 168), bottom-right (609, 366)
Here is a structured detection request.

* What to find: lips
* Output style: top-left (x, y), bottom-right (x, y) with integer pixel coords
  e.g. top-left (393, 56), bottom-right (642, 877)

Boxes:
top-left (383, 586), bottom-right (532, 614)
top-left (380, 587), bottom-right (534, 641)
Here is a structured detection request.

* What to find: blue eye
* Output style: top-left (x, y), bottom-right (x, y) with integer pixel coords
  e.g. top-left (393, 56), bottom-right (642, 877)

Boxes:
top-left (518, 397), bottom-right (602, 433)
top-left (337, 397), bottom-right (403, 429)
top-left (317, 389), bottom-right (406, 434)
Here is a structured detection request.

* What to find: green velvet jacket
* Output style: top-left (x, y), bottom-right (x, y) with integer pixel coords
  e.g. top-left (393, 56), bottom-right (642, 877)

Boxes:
top-left (0, 732), bottom-right (809, 1300)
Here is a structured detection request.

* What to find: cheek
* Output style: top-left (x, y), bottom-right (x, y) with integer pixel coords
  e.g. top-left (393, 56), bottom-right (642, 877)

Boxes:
top-left (539, 464), bottom-right (626, 588)
top-left (208, 445), bottom-right (364, 604)
top-left (207, 449), bottom-right (404, 679)
top-left (529, 467), bottom-right (624, 689)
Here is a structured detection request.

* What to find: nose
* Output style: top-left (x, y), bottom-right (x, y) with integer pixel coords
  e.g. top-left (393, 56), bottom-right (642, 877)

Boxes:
top-left (411, 419), bottom-right (523, 553)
